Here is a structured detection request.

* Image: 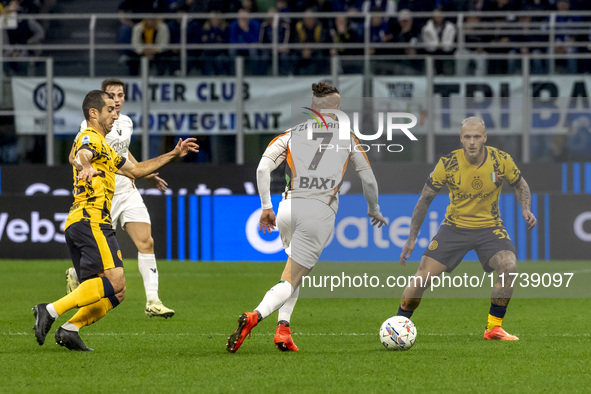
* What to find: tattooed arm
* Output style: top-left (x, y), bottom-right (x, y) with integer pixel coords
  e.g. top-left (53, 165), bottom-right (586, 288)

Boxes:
top-left (400, 184), bottom-right (439, 265)
top-left (513, 177), bottom-right (537, 230)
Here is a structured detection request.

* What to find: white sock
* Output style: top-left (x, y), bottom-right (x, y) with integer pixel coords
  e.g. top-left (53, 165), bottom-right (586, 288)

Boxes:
top-left (46, 303), bottom-right (59, 319)
top-left (138, 252), bottom-right (159, 303)
top-left (255, 281), bottom-right (294, 320)
top-left (61, 322), bottom-right (79, 332)
top-left (278, 285), bottom-right (300, 323)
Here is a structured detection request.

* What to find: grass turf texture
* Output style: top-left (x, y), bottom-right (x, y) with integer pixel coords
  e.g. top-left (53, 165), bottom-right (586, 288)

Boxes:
top-left (1, 260), bottom-right (590, 393)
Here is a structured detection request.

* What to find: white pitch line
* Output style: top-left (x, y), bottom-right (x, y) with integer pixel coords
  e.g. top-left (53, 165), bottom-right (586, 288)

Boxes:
top-left (4, 332), bottom-right (590, 338)
top-left (563, 268), bottom-right (591, 275)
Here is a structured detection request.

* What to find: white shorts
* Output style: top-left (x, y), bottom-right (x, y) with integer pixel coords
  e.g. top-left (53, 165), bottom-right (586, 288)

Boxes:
top-left (276, 198), bottom-right (335, 269)
top-left (110, 189), bottom-right (151, 230)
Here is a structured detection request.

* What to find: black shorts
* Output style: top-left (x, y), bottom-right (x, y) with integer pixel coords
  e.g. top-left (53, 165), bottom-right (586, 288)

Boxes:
top-left (423, 224), bottom-right (516, 273)
top-left (65, 221), bottom-right (123, 281)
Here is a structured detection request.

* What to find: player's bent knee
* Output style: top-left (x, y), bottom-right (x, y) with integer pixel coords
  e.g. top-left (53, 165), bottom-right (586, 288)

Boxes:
top-left (505, 259), bottom-right (517, 274)
top-left (138, 237), bottom-right (154, 253)
top-left (103, 269), bottom-right (126, 294)
top-left (108, 275), bottom-right (125, 293)
top-left (115, 286), bottom-right (126, 303)
top-left (491, 250), bottom-right (517, 274)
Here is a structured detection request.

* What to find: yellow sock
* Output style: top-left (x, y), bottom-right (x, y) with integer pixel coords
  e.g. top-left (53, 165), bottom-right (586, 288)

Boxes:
top-left (68, 298), bottom-right (114, 329)
top-left (53, 277), bottom-right (107, 316)
top-left (487, 314), bottom-right (503, 331)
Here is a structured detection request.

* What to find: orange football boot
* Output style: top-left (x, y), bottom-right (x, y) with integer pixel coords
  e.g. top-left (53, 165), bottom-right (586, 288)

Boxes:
top-left (226, 312), bottom-right (259, 353)
top-left (484, 326), bottom-right (519, 341)
top-left (274, 323), bottom-right (299, 351)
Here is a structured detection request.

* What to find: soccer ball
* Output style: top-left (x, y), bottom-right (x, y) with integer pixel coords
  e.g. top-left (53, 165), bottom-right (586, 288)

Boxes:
top-left (379, 316), bottom-right (417, 351)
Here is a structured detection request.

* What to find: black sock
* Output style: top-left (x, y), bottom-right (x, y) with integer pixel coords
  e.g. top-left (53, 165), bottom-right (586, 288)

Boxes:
top-left (277, 320), bottom-right (290, 327)
top-left (489, 303), bottom-right (507, 318)
top-left (397, 305), bottom-right (414, 319)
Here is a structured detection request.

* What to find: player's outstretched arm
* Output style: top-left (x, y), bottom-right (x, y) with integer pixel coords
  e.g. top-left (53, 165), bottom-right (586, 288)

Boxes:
top-left (128, 151), bottom-right (168, 192)
top-left (117, 138), bottom-right (199, 180)
top-left (513, 177), bottom-right (537, 230)
top-left (401, 184), bottom-right (438, 266)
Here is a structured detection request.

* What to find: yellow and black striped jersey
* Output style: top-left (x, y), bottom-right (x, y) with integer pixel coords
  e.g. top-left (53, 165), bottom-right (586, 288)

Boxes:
top-left (65, 127), bottom-right (126, 229)
top-left (427, 146), bottom-right (521, 229)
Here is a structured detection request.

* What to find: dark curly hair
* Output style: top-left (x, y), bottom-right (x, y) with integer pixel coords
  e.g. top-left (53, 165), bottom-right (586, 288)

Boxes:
top-left (312, 82), bottom-right (339, 97)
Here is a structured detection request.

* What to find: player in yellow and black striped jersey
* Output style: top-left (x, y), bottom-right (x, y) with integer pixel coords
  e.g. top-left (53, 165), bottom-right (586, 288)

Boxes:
top-left (65, 127), bottom-right (126, 229)
top-left (396, 117), bottom-right (537, 342)
top-left (427, 145), bottom-right (522, 229)
top-left (32, 90), bottom-right (198, 351)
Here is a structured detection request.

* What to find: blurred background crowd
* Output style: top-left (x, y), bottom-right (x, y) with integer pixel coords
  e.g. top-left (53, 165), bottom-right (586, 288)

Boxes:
top-left (2, 0), bottom-right (591, 76)
top-left (1, 0), bottom-right (590, 165)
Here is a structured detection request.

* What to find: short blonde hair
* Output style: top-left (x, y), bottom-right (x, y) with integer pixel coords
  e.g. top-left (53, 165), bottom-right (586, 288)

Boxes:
top-left (461, 116), bottom-right (485, 129)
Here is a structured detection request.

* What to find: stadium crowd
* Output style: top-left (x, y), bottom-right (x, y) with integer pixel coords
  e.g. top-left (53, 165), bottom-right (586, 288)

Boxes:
top-left (2, 0), bottom-right (591, 76)
top-left (112, 0), bottom-right (591, 76)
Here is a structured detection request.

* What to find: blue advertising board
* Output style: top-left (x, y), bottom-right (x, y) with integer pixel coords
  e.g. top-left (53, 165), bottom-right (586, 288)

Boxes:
top-left (204, 194), bottom-right (487, 262)
top-left (321, 194), bottom-right (463, 261)
top-left (204, 194), bottom-right (285, 261)
top-left (200, 193), bottom-right (540, 262)
top-left (0, 191), bottom-right (545, 261)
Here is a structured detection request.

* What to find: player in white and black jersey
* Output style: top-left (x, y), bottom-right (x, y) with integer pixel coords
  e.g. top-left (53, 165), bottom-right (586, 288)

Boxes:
top-left (227, 82), bottom-right (388, 353)
top-left (66, 78), bottom-right (175, 318)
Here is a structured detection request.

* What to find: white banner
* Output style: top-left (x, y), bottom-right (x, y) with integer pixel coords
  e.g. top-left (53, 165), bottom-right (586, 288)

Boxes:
top-left (11, 76), bottom-right (363, 135)
top-left (373, 75), bottom-right (591, 135)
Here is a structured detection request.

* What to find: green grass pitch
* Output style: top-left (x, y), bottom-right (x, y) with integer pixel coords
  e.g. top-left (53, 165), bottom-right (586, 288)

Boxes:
top-left (1, 260), bottom-right (590, 393)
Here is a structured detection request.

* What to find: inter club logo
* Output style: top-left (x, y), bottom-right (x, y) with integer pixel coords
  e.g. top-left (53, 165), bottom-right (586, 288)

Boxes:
top-left (471, 176), bottom-right (483, 190)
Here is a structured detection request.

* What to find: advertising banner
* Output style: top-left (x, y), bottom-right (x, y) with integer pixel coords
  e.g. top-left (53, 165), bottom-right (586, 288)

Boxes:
top-left (549, 195), bottom-right (591, 259)
top-left (0, 196), bottom-right (71, 259)
top-left (373, 75), bottom-right (591, 135)
top-left (0, 164), bottom-right (262, 197)
top-left (198, 193), bottom-right (544, 262)
top-left (0, 163), bottom-right (564, 199)
top-left (0, 195), bottom-right (169, 260)
top-left (204, 194), bottom-right (475, 262)
top-left (11, 76), bottom-right (363, 135)
top-left (0, 192), bottom-right (572, 262)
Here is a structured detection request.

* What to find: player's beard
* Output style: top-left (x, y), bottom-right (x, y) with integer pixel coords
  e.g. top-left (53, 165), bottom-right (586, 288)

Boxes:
top-left (101, 119), bottom-right (114, 133)
top-left (464, 144), bottom-right (484, 163)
